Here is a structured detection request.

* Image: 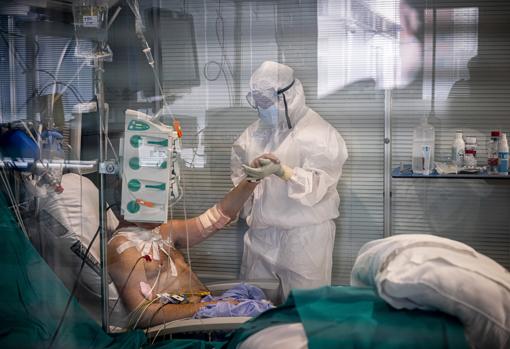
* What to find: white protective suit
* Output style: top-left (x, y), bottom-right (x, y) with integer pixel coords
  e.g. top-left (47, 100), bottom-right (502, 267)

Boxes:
top-left (231, 61), bottom-right (348, 298)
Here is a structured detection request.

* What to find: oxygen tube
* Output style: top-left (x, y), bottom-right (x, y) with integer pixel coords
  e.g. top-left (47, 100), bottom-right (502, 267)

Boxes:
top-left (126, 0), bottom-right (193, 298)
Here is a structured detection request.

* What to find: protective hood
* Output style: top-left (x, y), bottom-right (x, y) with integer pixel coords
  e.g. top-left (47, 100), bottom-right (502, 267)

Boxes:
top-left (249, 61), bottom-right (308, 129)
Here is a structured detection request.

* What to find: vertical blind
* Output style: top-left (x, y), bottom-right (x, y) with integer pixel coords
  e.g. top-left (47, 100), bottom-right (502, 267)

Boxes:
top-left (165, 0), bottom-right (388, 284)
top-left (0, 21), bottom-right (93, 123)
top-left (6, 0), bottom-right (507, 285)
top-left (165, 0), bottom-right (509, 282)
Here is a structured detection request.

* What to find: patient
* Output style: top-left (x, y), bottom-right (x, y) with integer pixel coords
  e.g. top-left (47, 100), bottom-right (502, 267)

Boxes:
top-left (107, 179), bottom-right (261, 328)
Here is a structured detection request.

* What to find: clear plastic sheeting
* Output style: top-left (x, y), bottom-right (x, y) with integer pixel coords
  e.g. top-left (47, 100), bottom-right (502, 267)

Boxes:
top-left (0, 0), bottom-right (509, 347)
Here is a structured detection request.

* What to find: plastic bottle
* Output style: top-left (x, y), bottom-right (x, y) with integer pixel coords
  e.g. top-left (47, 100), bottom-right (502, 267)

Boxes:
top-left (412, 118), bottom-right (435, 175)
top-left (451, 130), bottom-right (465, 167)
top-left (498, 133), bottom-right (508, 175)
top-left (465, 136), bottom-right (477, 153)
top-left (488, 130), bottom-right (500, 175)
top-left (464, 149), bottom-right (477, 168)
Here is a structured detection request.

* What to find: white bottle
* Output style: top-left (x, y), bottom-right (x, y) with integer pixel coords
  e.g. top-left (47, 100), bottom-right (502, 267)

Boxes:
top-left (498, 133), bottom-right (509, 175)
top-left (451, 130), bottom-right (465, 167)
top-left (488, 131), bottom-right (501, 175)
top-left (412, 118), bottom-right (435, 175)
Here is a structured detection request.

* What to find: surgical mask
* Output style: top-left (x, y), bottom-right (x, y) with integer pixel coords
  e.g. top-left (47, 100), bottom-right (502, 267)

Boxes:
top-left (258, 104), bottom-right (279, 127)
top-left (247, 80), bottom-right (296, 129)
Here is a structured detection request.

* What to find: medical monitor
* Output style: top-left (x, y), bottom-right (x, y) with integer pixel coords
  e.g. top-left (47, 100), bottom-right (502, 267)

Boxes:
top-left (146, 8), bottom-right (201, 90)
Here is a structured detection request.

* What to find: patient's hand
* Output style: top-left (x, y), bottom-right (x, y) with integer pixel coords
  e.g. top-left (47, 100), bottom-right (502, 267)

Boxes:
top-left (187, 295), bottom-right (204, 304)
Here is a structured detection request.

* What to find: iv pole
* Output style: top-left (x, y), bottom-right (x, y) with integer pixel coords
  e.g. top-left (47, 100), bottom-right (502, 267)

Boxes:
top-left (92, 5), bottom-right (122, 332)
top-left (94, 56), bottom-right (109, 331)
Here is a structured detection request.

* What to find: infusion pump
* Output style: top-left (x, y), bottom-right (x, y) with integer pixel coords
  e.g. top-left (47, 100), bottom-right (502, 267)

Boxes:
top-left (120, 109), bottom-right (180, 223)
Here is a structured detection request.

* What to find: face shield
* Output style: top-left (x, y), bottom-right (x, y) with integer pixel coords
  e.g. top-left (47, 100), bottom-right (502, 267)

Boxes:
top-left (246, 80), bottom-right (295, 129)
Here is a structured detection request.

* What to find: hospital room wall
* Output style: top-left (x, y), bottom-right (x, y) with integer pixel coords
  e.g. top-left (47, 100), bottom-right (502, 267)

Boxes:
top-left (4, 0), bottom-right (508, 286)
top-left (166, 0), bottom-right (509, 283)
top-left (162, 0), bottom-right (385, 285)
top-left (0, 19), bottom-right (93, 123)
top-left (391, 0), bottom-right (510, 270)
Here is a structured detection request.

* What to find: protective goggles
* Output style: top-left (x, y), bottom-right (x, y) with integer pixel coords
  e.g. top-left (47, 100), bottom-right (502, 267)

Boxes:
top-left (246, 88), bottom-right (277, 110)
top-left (246, 80), bottom-right (295, 128)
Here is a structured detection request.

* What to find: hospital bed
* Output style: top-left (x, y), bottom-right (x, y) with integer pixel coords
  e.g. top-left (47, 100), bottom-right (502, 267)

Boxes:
top-left (0, 192), bottom-right (469, 349)
top-left (142, 280), bottom-right (278, 342)
top-left (23, 206), bottom-right (280, 335)
top-left (5, 191), bottom-right (507, 349)
top-left (20, 173), bottom-right (280, 338)
top-left (7, 175), bottom-right (509, 348)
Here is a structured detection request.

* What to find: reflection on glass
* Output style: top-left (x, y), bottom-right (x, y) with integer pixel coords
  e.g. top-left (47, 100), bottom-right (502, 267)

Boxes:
top-left (423, 7), bottom-right (478, 101)
top-left (318, 0), bottom-right (423, 96)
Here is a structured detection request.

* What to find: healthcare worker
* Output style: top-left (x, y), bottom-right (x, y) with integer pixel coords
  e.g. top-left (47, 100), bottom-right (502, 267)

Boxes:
top-left (231, 61), bottom-right (348, 299)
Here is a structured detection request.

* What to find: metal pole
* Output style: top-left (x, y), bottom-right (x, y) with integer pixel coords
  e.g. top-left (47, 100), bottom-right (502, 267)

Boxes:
top-left (8, 16), bottom-right (17, 120)
top-left (431, 6), bottom-right (436, 114)
top-left (383, 89), bottom-right (392, 237)
top-left (94, 57), bottom-right (109, 331)
top-left (233, 2), bottom-right (242, 106)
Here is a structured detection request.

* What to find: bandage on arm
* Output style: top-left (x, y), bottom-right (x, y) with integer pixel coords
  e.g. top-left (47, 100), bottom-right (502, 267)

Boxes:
top-left (167, 180), bottom-right (258, 248)
top-left (197, 205), bottom-right (231, 236)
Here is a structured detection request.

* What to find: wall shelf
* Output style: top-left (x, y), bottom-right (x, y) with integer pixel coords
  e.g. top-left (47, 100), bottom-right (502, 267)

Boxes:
top-left (392, 165), bottom-right (510, 180)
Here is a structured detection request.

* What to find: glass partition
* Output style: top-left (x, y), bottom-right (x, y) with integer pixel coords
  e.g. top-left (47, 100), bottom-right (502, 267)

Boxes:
top-left (0, 0), bottom-right (508, 339)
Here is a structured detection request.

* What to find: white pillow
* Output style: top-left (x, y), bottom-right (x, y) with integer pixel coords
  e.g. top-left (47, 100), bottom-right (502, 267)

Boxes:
top-left (40, 173), bottom-right (119, 261)
top-left (351, 234), bottom-right (510, 349)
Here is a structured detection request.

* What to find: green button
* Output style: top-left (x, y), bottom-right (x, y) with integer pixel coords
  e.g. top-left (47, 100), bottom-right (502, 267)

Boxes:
top-left (159, 161), bottom-right (167, 169)
top-left (128, 179), bottom-right (141, 192)
top-left (130, 135), bottom-right (143, 148)
top-left (128, 120), bottom-right (150, 131)
top-left (127, 200), bottom-right (140, 213)
top-left (146, 183), bottom-right (166, 191)
top-left (129, 157), bottom-right (140, 170)
top-left (148, 139), bottom-right (168, 147)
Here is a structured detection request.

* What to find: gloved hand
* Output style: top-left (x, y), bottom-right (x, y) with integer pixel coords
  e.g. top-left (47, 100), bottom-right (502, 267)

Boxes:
top-left (242, 154), bottom-right (293, 181)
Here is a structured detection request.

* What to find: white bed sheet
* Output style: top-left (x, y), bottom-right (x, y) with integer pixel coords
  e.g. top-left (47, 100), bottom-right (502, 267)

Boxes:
top-left (239, 323), bottom-right (308, 349)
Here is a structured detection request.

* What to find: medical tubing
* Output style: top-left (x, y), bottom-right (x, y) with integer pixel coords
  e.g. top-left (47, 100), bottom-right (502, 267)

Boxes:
top-left (126, 298), bottom-right (150, 327)
top-left (177, 156), bottom-right (193, 293)
top-left (202, 0), bottom-right (234, 106)
top-left (47, 225), bottom-right (100, 349)
top-left (149, 265), bottom-right (162, 296)
top-left (79, 172), bottom-right (83, 254)
top-left (126, 286), bottom-right (164, 329)
top-left (151, 317), bottom-right (169, 344)
top-left (132, 297), bottom-right (160, 329)
top-left (49, 59), bottom-right (89, 100)
top-left (0, 168), bottom-right (28, 237)
top-left (126, 0), bottom-right (175, 122)
top-left (47, 203), bottom-right (117, 349)
top-left (2, 167), bottom-right (28, 234)
top-left (108, 255), bottom-right (147, 317)
top-left (167, 201), bottom-right (175, 283)
top-left (127, 298), bottom-right (153, 328)
top-left (51, 40), bottom-right (71, 101)
top-left (0, 27), bottom-right (66, 117)
top-left (146, 302), bottom-right (169, 332)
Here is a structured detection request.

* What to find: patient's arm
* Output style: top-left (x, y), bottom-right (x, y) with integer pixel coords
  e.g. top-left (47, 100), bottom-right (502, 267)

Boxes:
top-left (161, 179), bottom-right (258, 249)
top-left (107, 237), bottom-right (215, 328)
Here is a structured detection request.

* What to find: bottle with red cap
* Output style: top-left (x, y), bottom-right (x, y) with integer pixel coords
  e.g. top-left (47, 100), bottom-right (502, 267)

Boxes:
top-left (488, 130), bottom-right (500, 174)
top-left (498, 133), bottom-right (508, 175)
